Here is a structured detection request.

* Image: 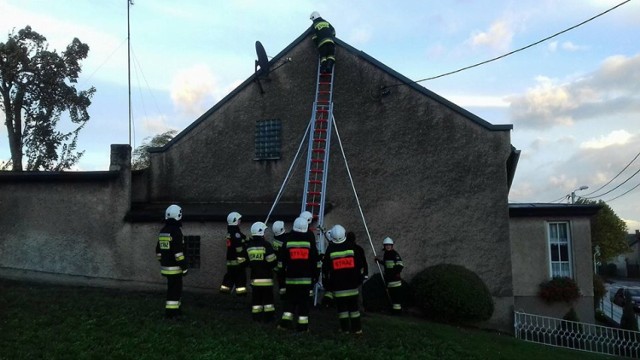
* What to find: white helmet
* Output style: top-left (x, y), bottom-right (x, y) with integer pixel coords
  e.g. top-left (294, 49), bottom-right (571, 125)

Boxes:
top-left (293, 217), bottom-right (309, 233)
top-left (272, 221), bottom-right (285, 236)
top-left (300, 211), bottom-right (313, 224)
top-left (330, 225), bottom-right (346, 243)
top-left (251, 222), bottom-right (267, 237)
top-left (227, 211), bottom-right (242, 225)
top-left (383, 237), bottom-right (394, 246)
top-left (165, 204), bottom-right (182, 221)
top-left (310, 11), bottom-right (320, 21)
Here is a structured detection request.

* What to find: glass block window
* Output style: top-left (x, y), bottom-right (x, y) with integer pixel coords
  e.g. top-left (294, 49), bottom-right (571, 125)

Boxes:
top-left (255, 119), bottom-right (281, 160)
top-left (547, 222), bottom-right (572, 278)
top-left (184, 235), bottom-right (201, 269)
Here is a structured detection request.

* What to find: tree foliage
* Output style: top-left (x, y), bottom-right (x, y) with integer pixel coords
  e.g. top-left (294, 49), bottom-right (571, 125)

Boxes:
top-left (0, 25), bottom-right (95, 171)
top-left (131, 130), bottom-right (177, 170)
top-left (576, 199), bottom-right (630, 262)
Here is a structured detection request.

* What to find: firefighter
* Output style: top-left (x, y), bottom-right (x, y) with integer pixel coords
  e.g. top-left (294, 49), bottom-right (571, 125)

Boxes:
top-left (246, 222), bottom-right (278, 322)
top-left (156, 204), bottom-right (188, 319)
top-left (277, 217), bottom-right (319, 332)
top-left (300, 210), bottom-right (321, 299)
top-left (271, 220), bottom-right (288, 299)
top-left (374, 237), bottom-right (404, 315)
top-left (219, 211), bottom-right (248, 296)
top-left (346, 231), bottom-right (368, 311)
top-left (322, 225), bottom-right (365, 334)
top-left (310, 11), bottom-right (336, 73)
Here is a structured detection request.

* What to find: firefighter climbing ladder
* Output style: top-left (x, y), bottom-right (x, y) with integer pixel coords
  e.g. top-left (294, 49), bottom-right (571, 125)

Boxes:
top-left (300, 61), bottom-right (335, 253)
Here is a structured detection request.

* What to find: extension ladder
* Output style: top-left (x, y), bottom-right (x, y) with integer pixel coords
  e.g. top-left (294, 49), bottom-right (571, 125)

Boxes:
top-left (301, 60), bottom-right (335, 254)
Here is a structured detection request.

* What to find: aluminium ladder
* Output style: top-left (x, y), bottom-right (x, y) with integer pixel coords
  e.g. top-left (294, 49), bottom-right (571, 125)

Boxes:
top-left (301, 60), bottom-right (335, 255)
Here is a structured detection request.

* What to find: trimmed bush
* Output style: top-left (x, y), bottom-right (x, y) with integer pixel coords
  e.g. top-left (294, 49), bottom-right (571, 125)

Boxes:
top-left (537, 277), bottom-right (580, 304)
top-left (411, 264), bottom-right (494, 323)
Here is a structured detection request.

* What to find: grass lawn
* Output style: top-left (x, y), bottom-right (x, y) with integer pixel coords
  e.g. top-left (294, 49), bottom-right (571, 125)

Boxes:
top-left (0, 278), bottom-right (614, 360)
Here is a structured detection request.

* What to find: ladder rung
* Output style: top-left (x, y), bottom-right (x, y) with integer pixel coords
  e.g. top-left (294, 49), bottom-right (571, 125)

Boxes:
top-left (313, 137), bottom-right (326, 141)
top-left (307, 202), bottom-right (320, 207)
top-left (316, 109), bottom-right (328, 113)
top-left (309, 180), bottom-right (322, 184)
top-left (312, 149), bottom-right (325, 153)
top-left (311, 159), bottom-right (324, 164)
top-left (310, 169), bottom-right (323, 173)
top-left (308, 191), bottom-right (321, 196)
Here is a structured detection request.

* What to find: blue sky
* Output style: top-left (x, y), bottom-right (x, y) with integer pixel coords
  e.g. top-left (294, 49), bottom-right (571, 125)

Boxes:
top-left (2, 0), bottom-right (640, 231)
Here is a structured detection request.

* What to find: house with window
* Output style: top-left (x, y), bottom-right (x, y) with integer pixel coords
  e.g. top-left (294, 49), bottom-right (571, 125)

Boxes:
top-left (510, 203), bottom-right (601, 323)
top-left (0, 27), bottom-right (602, 332)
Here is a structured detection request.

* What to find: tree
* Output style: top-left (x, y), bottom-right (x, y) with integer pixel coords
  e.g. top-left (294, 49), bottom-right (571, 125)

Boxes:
top-left (131, 130), bottom-right (177, 170)
top-left (576, 198), bottom-right (630, 262)
top-left (0, 26), bottom-right (95, 171)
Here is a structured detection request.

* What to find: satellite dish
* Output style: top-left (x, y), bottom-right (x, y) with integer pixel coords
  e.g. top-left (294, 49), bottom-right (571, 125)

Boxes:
top-left (255, 41), bottom-right (270, 76)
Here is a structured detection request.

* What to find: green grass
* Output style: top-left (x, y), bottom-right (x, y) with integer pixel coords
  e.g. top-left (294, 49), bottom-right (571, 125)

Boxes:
top-left (0, 278), bottom-right (613, 360)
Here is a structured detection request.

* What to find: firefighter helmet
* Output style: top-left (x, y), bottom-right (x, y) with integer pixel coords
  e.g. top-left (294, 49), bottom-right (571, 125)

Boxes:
top-left (272, 220), bottom-right (285, 236)
top-left (383, 237), bottom-right (394, 245)
top-left (251, 222), bottom-right (267, 237)
top-left (165, 204), bottom-right (182, 221)
top-left (300, 211), bottom-right (313, 224)
top-left (330, 225), bottom-right (346, 243)
top-left (227, 211), bottom-right (242, 225)
top-left (310, 11), bottom-right (321, 21)
top-left (293, 217), bottom-right (309, 233)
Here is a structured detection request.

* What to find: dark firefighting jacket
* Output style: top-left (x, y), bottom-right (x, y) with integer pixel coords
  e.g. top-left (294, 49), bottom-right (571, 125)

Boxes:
top-left (225, 225), bottom-right (247, 267)
top-left (322, 241), bottom-right (364, 297)
top-left (382, 249), bottom-right (404, 287)
top-left (278, 230), bottom-right (319, 286)
top-left (156, 219), bottom-right (187, 276)
top-left (311, 18), bottom-right (335, 48)
top-left (246, 236), bottom-right (277, 286)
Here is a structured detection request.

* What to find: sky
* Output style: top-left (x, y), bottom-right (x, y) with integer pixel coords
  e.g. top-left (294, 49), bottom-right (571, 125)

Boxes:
top-left (1, 0), bottom-right (640, 230)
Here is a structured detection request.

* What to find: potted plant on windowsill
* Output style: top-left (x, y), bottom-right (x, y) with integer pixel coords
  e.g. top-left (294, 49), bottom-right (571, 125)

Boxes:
top-left (538, 277), bottom-right (581, 304)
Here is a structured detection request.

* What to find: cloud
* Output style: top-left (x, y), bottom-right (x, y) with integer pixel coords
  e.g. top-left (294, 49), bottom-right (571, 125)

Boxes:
top-left (508, 54), bottom-right (640, 129)
top-left (170, 64), bottom-right (218, 117)
top-left (547, 41), bottom-right (587, 52)
top-left (580, 130), bottom-right (633, 149)
top-left (469, 20), bottom-right (514, 52)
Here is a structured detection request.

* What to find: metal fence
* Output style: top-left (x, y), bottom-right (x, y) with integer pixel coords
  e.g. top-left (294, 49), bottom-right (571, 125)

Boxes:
top-left (514, 311), bottom-right (640, 358)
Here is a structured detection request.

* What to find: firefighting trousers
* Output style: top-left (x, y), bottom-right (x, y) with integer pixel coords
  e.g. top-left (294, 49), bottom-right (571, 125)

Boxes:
top-left (388, 282), bottom-right (403, 314)
top-left (165, 274), bottom-right (183, 317)
top-left (251, 285), bottom-right (275, 322)
top-left (220, 265), bottom-right (247, 295)
top-left (318, 42), bottom-right (335, 66)
top-left (279, 285), bottom-right (311, 331)
top-left (335, 294), bottom-right (361, 333)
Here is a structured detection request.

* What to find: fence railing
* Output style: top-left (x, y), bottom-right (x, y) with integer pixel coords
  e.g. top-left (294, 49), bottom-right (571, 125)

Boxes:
top-left (514, 311), bottom-right (640, 358)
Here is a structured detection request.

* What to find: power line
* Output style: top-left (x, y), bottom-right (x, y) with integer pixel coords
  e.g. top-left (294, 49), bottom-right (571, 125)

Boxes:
top-left (384, 0), bottom-right (631, 89)
top-left (585, 167), bottom-right (640, 199)
top-left (606, 180), bottom-right (640, 202)
top-left (582, 150), bottom-right (640, 198)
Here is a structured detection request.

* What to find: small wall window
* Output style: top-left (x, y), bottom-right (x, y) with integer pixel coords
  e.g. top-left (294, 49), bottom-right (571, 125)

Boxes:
top-left (254, 119), bottom-right (281, 160)
top-left (184, 235), bottom-right (200, 269)
top-left (547, 222), bottom-right (572, 278)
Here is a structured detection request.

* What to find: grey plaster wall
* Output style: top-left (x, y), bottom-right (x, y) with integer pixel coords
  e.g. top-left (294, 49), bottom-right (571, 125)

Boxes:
top-left (510, 217), bottom-right (595, 323)
top-left (148, 35), bottom-right (515, 329)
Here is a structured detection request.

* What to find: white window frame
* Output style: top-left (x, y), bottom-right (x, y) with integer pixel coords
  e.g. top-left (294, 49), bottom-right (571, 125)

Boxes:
top-left (546, 221), bottom-right (573, 278)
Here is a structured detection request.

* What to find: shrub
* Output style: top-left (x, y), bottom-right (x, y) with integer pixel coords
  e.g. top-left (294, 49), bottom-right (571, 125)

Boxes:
top-left (562, 307), bottom-right (580, 322)
top-left (537, 277), bottom-right (580, 304)
top-left (592, 275), bottom-right (606, 307)
top-left (411, 264), bottom-right (494, 323)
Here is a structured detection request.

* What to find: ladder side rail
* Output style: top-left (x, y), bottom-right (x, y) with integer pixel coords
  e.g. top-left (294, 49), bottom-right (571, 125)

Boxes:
top-left (301, 107), bottom-right (320, 214)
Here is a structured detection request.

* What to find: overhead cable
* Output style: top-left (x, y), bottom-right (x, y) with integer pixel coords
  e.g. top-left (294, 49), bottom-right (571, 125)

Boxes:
top-left (384, 0), bottom-right (631, 88)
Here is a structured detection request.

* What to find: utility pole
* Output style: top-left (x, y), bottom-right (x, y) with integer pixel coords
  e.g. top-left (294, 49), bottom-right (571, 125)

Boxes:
top-left (127, 0), bottom-right (134, 146)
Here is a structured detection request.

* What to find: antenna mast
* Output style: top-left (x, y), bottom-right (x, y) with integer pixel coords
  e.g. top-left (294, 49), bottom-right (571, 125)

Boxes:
top-left (127, 0), bottom-right (134, 146)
